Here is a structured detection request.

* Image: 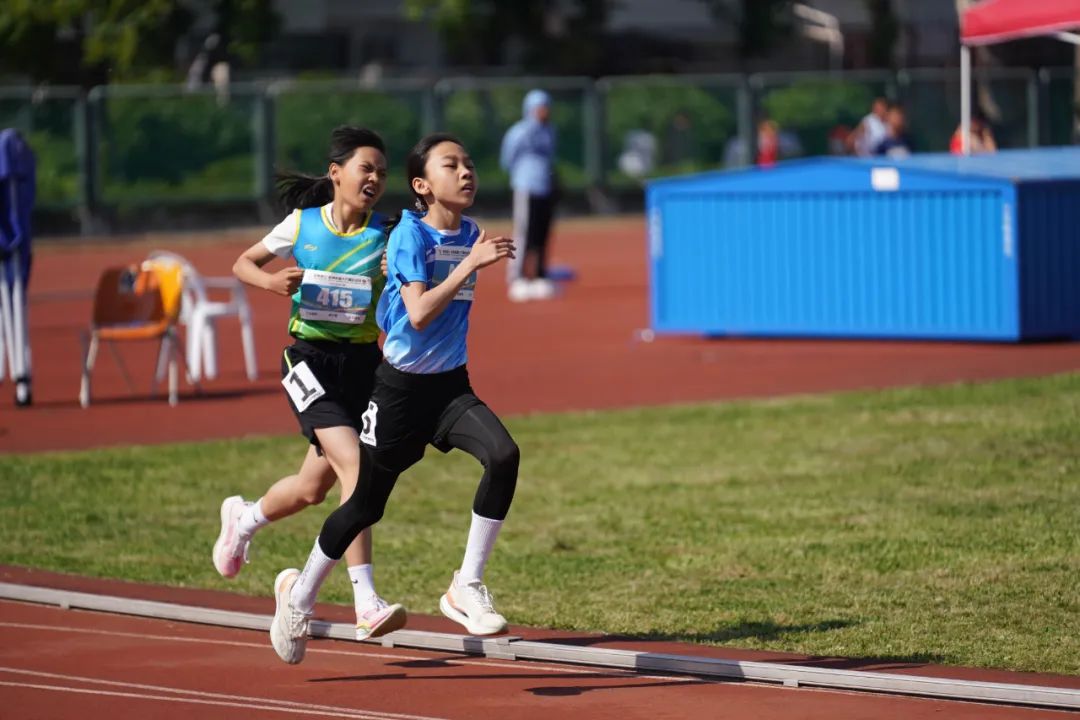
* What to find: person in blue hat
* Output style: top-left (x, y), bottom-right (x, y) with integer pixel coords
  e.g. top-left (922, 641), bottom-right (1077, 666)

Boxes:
top-left (500, 89), bottom-right (558, 302)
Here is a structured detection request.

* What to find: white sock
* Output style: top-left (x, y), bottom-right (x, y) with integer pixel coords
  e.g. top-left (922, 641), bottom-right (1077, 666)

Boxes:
top-left (237, 498), bottom-right (270, 538)
top-left (290, 537), bottom-right (338, 614)
top-left (458, 512), bottom-right (504, 584)
top-left (348, 564), bottom-right (377, 608)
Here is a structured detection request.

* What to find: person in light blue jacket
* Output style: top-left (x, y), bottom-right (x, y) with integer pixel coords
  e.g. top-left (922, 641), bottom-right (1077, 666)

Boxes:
top-left (500, 89), bottom-right (558, 301)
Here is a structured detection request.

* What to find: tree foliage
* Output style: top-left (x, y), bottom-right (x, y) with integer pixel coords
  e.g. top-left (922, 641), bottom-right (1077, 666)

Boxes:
top-left (0, 0), bottom-right (278, 84)
top-left (696, 0), bottom-right (793, 61)
top-left (865, 0), bottom-right (899, 68)
top-left (404, 0), bottom-right (608, 74)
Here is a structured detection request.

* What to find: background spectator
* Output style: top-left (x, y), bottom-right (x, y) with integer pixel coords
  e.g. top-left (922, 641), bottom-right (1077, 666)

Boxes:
top-left (873, 103), bottom-right (913, 159)
top-left (950, 113), bottom-right (998, 155)
top-left (849, 97), bottom-right (889, 157)
top-left (501, 89), bottom-right (559, 302)
top-left (756, 119), bottom-right (780, 167)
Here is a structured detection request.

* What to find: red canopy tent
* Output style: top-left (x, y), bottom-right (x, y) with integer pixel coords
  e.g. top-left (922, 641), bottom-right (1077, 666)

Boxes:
top-left (958, 0), bottom-right (1080, 152)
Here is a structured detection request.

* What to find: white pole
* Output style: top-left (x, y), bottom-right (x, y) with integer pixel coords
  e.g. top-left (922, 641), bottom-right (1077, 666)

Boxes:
top-left (10, 248), bottom-right (29, 398)
top-left (0, 258), bottom-right (14, 381)
top-left (961, 44), bottom-right (972, 155)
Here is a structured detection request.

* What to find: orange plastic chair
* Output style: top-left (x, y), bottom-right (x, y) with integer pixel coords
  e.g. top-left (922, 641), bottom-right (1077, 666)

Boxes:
top-left (79, 261), bottom-right (185, 407)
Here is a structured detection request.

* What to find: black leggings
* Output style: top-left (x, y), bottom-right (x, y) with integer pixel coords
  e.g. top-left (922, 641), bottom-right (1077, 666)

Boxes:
top-left (317, 403), bottom-right (519, 559)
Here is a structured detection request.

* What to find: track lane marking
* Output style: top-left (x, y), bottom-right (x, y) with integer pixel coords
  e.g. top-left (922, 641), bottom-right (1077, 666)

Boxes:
top-left (0, 620), bottom-right (696, 682)
top-left (0, 667), bottom-right (446, 720)
top-left (0, 680), bottom-right (436, 719)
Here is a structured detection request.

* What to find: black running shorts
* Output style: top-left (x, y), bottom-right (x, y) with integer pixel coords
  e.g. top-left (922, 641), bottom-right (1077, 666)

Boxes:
top-left (359, 361), bottom-right (486, 466)
top-left (280, 338), bottom-right (382, 449)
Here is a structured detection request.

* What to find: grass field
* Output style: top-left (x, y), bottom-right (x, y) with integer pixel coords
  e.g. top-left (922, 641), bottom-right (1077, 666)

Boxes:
top-left (2, 373), bottom-right (1078, 675)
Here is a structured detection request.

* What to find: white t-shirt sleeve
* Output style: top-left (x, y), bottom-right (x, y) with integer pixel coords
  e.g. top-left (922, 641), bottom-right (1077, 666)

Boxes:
top-left (261, 210), bottom-right (300, 258)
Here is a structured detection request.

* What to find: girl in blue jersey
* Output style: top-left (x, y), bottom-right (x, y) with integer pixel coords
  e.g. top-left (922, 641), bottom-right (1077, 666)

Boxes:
top-left (270, 133), bottom-right (518, 664)
top-left (213, 126), bottom-right (406, 642)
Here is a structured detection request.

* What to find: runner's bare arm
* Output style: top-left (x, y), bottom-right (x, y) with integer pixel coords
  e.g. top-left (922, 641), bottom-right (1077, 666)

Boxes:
top-left (233, 241), bottom-right (304, 297)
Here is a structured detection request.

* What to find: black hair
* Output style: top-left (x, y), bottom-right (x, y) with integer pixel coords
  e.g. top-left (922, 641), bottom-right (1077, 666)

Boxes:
top-left (275, 126), bottom-right (386, 212)
top-left (384, 132), bottom-right (465, 233)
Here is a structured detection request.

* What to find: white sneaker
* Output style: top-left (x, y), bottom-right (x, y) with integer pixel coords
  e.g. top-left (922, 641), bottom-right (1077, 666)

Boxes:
top-left (507, 278), bottom-right (532, 303)
top-left (270, 569), bottom-right (310, 664)
top-left (439, 571), bottom-right (508, 636)
top-left (212, 496), bottom-right (251, 579)
top-left (528, 278), bottom-right (556, 300)
top-left (355, 595), bottom-right (407, 641)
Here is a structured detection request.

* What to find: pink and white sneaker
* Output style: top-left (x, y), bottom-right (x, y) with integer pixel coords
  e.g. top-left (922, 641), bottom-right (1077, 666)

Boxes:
top-left (212, 495), bottom-right (251, 578)
top-left (355, 595), bottom-right (407, 641)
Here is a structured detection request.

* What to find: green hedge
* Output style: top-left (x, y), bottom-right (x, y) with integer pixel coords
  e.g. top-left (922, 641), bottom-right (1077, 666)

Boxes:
top-left (605, 83), bottom-right (736, 184)
top-left (0, 98), bottom-right (81, 207)
top-left (97, 95), bottom-right (256, 202)
top-left (10, 75), bottom-right (1059, 212)
top-left (761, 80), bottom-right (877, 157)
top-left (274, 90), bottom-right (423, 192)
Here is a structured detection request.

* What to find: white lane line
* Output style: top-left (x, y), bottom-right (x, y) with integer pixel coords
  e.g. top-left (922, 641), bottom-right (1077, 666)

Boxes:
top-left (2, 612), bottom-right (1076, 715)
top-left (0, 667), bottom-right (443, 720)
top-left (0, 621), bottom-right (695, 682)
top-left (0, 680), bottom-right (434, 719)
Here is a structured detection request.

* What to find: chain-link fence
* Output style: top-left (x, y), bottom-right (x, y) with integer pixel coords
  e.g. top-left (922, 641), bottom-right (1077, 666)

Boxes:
top-left (0, 87), bottom-right (84, 210)
top-left (4, 67), bottom-right (1076, 229)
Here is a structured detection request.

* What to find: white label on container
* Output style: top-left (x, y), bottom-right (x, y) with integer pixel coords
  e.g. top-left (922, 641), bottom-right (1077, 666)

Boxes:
top-left (649, 207), bottom-right (663, 259)
top-left (871, 167), bottom-right (900, 192)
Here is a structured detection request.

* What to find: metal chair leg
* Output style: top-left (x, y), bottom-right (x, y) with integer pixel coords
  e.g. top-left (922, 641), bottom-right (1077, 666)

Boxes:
top-left (79, 332), bottom-right (99, 408)
top-left (187, 307), bottom-right (204, 383)
top-left (167, 330), bottom-right (179, 406)
top-left (201, 319), bottom-right (218, 380)
top-left (106, 340), bottom-right (135, 393)
top-left (239, 302), bottom-right (257, 381)
top-left (154, 333), bottom-right (170, 383)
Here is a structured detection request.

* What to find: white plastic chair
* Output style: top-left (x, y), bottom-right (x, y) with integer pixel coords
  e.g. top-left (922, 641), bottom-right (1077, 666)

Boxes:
top-left (147, 250), bottom-right (257, 383)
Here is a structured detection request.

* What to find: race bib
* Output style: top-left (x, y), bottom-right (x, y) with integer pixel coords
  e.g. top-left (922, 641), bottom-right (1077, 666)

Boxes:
top-left (430, 245), bottom-right (476, 301)
top-left (359, 400), bottom-right (378, 447)
top-left (282, 360), bottom-right (325, 412)
top-left (299, 269), bottom-right (372, 324)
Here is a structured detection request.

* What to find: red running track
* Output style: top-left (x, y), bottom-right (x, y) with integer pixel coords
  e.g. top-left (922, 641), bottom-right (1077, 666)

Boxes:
top-left (2, 218), bottom-right (1079, 453)
top-left (2, 567), bottom-right (1077, 720)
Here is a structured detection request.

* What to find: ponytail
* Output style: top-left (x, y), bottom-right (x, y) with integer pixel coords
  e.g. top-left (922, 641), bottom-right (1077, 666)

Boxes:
top-left (275, 171), bottom-right (334, 212)
top-left (382, 196), bottom-right (427, 235)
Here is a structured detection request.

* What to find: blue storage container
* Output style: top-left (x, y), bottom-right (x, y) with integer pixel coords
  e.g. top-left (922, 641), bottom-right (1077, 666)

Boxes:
top-left (646, 148), bottom-right (1080, 341)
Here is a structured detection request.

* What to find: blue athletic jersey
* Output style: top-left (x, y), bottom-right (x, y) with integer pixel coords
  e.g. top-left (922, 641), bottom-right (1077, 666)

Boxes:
top-left (378, 210), bottom-right (480, 373)
top-left (288, 207), bottom-right (387, 343)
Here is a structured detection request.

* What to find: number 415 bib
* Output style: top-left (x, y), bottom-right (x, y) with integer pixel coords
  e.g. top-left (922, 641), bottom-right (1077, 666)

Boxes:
top-left (299, 269), bottom-right (372, 324)
top-left (430, 245), bottom-right (477, 301)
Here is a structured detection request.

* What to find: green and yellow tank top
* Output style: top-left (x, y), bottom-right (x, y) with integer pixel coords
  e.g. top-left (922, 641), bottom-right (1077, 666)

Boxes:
top-left (288, 206), bottom-right (387, 343)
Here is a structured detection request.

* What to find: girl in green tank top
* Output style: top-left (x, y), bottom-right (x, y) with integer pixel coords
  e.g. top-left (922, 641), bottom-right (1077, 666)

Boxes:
top-left (212, 126), bottom-right (405, 641)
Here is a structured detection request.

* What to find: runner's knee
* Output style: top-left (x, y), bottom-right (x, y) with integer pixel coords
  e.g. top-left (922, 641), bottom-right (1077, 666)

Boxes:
top-left (298, 475), bottom-right (333, 506)
top-left (488, 436), bottom-right (519, 484)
